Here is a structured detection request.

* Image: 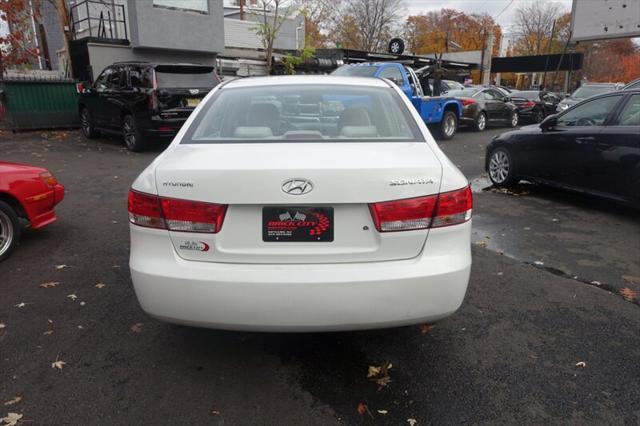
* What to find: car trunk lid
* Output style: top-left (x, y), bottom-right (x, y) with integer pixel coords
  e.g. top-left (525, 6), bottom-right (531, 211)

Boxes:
top-left (153, 65), bottom-right (219, 119)
top-left (155, 142), bottom-right (443, 264)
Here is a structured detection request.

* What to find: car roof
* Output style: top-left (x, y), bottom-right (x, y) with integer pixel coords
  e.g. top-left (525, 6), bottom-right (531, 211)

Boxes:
top-left (222, 75), bottom-right (391, 89)
top-left (111, 61), bottom-right (209, 68)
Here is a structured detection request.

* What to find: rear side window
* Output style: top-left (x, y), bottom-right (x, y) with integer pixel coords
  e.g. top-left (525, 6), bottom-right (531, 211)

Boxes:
top-left (184, 84), bottom-right (424, 143)
top-left (155, 66), bottom-right (219, 88)
top-left (557, 95), bottom-right (622, 126)
top-left (616, 95), bottom-right (640, 126)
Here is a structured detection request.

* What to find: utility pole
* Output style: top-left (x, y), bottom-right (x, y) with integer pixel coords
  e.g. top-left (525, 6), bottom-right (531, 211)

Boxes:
top-left (240, 0), bottom-right (245, 20)
top-left (541, 19), bottom-right (557, 90)
top-left (54, 0), bottom-right (73, 77)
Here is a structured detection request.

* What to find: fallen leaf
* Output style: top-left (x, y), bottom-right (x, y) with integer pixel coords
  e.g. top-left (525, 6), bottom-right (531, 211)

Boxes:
top-left (77, 325), bottom-right (84, 329)
top-left (0, 323), bottom-right (5, 329)
top-left (473, 240), bottom-right (487, 247)
top-left (575, 361), bottom-right (586, 368)
top-left (47, 319), bottom-right (53, 324)
top-left (407, 419), bottom-right (418, 426)
top-left (620, 287), bottom-right (637, 302)
top-left (95, 283), bottom-right (106, 289)
top-left (3, 396), bottom-right (21, 406)
top-left (130, 323), bottom-right (144, 333)
top-left (367, 366), bottom-right (381, 378)
top-left (55, 264), bottom-right (69, 270)
top-left (420, 324), bottom-right (433, 334)
top-left (14, 303), bottom-right (27, 308)
top-left (51, 358), bottom-right (66, 370)
top-left (377, 410), bottom-right (388, 415)
top-left (376, 376), bottom-right (392, 387)
top-left (356, 402), bottom-right (367, 415)
top-left (39, 281), bottom-right (60, 288)
top-left (43, 330), bottom-right (54, 335)
top-left (533, 261), bottom-right (544, 266)
top-left (66, 294), bottom-right (77, 301)
top-left (590, 281), bottom-right (602, 286)
top-left (1, 412), bottom-right (23, 426)
top-left (79, 301), bottom-right (86, 307)
top-left (210, 410), bottom-right (221, 415)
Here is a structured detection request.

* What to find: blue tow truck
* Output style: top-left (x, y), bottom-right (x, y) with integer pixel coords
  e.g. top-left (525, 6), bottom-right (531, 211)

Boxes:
top-left (332, 63), bottom-right (463, 140)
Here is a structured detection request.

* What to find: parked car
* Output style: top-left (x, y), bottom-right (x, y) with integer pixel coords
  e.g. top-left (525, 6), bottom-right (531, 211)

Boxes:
top-left (331, 63), bottom-right (463, 140)
top-left (78, 62), bottom-right (221, 151)
top-left (623, 78), bottom-right (640, 91)
top-left (556, 83), bottom-right (619, 112)
top-left (486, 89), bottom-right (640, 207)
top-left (447, 87), bottom-right (519, 131)
top-left (510, 90), bottom-right (561, 123)
top-left (128, 75), bottom-right (473, 332)
top-left (0, 162), bottom-right (65, 261)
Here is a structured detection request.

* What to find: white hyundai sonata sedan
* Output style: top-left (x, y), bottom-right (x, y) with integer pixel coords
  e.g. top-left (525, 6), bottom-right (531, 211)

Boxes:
top-left (128, 75), bottom-right (472, 332)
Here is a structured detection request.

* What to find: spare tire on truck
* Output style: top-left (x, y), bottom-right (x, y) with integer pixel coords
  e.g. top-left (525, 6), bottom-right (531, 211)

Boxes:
top-left (388, 38), bottom-right (405, 55)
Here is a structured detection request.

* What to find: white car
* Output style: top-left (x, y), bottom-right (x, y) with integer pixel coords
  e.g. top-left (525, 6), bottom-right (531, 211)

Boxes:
top-left (128, 75), bottom-right (472, 332)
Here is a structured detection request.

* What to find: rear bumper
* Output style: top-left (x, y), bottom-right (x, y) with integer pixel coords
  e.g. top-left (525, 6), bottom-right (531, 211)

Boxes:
top-left (129, 221), bottom-right (472, 332)
top-left (142, 116), bottom-right (188, 138)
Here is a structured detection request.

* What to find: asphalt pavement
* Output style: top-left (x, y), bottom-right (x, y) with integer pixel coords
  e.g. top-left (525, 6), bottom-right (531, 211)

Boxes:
top-left (1, 128), bottom-right (639, 425)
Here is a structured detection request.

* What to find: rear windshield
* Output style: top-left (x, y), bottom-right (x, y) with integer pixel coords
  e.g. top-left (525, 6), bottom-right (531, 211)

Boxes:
top-left (155, 66), bottom-right (219, 88)
top-left (572, 85), bottom-right (614, 99)
top-left (447, 88), bottom-right (480, 97)
top-left (513, 91), bottom-right (540, 100)
top-left (183, 84), bottom-right (424, 143)
top-left (331, 66), bottom-right (380, 77)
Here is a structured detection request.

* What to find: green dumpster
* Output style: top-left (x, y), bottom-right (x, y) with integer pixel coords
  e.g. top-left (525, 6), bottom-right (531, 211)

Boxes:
top-left (0, 78), bottom-right (80, 131)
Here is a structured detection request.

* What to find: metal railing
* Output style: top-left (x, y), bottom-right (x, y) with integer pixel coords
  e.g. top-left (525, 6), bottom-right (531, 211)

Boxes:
top-left (69, 0), bottom-right (128, 41)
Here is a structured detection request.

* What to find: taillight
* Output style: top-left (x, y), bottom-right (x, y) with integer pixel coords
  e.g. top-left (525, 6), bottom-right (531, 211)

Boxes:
top-left (161, 198), bottom-right (227, 233)
top-left (522, 101), bottom-right (536, 108)
top-left (369, 186), bottom-right (472, 232)
top-left (128, 190), bottom-right (165, 229)
top-left (128, 190), bottom-right (227, 233)
top-left (149, 90), bottom-right (159, 114)
top-left (39, 171), bottom-right (59, 187)
top-left (460, 98), bottom-right (476, 106)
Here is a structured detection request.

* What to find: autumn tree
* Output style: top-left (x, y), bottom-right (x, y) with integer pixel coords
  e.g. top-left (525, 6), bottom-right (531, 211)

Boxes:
top-left (253, 0), bottom-right (299, 71)
top-left (333, 0), bottom-right (405, 51)
top-left (298, 0), bottom-right (341, 48)
top-left (0, 0), bottom-right (42, 71)
top-left (511, 1), bottom-right (563, 55)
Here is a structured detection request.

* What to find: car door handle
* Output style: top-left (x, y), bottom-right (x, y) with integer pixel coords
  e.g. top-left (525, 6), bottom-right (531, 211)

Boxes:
top-left (576, 137), bottom-right (596, 144)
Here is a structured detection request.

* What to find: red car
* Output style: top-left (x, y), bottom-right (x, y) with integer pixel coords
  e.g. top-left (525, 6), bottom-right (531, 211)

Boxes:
top-left (0, 161), bottom-right (65, 261)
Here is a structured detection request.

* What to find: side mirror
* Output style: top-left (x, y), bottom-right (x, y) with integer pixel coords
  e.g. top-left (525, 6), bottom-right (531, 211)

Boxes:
top-left (540, 114), bottom-right (557, 131)
top-left (504, 97), bottom-right (511, 102)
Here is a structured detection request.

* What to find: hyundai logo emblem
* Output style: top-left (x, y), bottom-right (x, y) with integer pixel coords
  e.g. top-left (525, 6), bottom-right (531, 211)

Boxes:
top-left (282, 178), bottom-right (313, 195)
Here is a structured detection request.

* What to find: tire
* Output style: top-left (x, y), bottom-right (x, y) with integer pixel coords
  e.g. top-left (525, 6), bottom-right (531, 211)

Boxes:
top-left (388, 38), bottom-right (405, 54)
top-left (122, 114), bottom-right (147, 152)
top-left (80, 107), bottom-right (99, 139)
top-left (438, 110), bottom-right (458, 140)
top-left (0, 200), bottom-right (20, 262)
top-left (509, 110), bottom-right (519, 128)
top-left (473, 112), bottom-right (487, 132)
top-left (488, 147), bottom-right (518, 187)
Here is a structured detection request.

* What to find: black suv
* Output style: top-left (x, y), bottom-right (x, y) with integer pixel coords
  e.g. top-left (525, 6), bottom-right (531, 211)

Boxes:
top-left (78, 62), bottom-right (220, 151)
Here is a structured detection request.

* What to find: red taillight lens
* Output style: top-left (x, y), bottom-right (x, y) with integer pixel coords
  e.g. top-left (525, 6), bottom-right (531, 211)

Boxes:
top-left (431, 186), bottom-right (473, 228)
top-left (39, 171), bottom-right (59, 187)
top-left (369, 186), bottom-right (472, 232)
top-left (369, 195), bottom-right (438, 232)
top-left (149, 91), bottom-right (159, 114)
top-left (128, 190), bottom-right (165, 229)
top-left (161, 197), bottom-right (227, 233)
top-left (128, 190), bottom-right (227, 233)
top-left (461, 98), bottom-right (476, 106)
top-left (523, 101), bottom-right (536, 108)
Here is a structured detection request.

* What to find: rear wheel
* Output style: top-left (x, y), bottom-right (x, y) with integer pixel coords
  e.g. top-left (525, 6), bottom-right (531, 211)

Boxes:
top-left (488, 147), bottom-right (518, 187)
top-left (509, 110), bottom-right (519, 128)
top-left (473, 112), bottom-right (487, 132)
top-left (122, 114), bottom-right (147, 152)
top-left (80, 108), bottom-right (99, 139)
top-left (438, 110), bottom-right (458, 140)
top-left (0, 200), bottom-right (20, 262)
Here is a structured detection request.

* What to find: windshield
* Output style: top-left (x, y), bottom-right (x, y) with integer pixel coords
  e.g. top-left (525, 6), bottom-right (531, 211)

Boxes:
top-left (331, 66), bottom-right (380, 77)
top-left (184, 84), bottom-right (423, 143)
top-left (447, 88), bottom-right (480, 97)
top-left (155, 66), bottom-right (219, 88)
top-left (572, 86), bottom-right (614, 99)
top-left (513, 91), bottom-right (540, 100)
